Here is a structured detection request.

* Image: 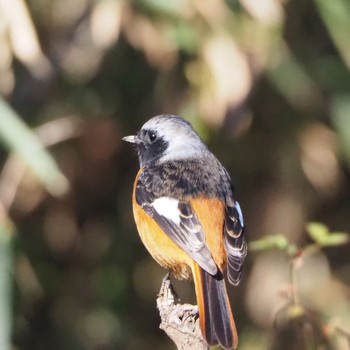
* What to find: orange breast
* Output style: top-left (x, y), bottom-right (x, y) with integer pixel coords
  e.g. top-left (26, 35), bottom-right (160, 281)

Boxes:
top-left (132, 169), bottom-right (192, 279)
top-left (132, 169), bottom-right (227, 279)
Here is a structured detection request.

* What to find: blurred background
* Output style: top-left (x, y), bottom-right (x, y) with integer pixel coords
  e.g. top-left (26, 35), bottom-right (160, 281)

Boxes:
top-left (0, 0), bottom-right (350, 349)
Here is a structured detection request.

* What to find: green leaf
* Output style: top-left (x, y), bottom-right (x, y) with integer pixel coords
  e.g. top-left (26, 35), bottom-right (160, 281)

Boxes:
top-left (314, 0), bottom-right (350, 68)
top-left (267, 50), bottom-right (320, 111)
top-left (331, 95), bottom-right (350, 167)
top-left (288, 304), bottom-right (305, 319)
top-left (321, 233), bottom-right (349, 246)
top-left (306, 222), bottom-right (329, 243)
top-left (306, 222), bottom-right (349, 246)
top-left (136, 0), bottom-right (189, 17)
top-left (0, 97), bottom-right (69, 196)
top-left (249, 234), bottom-right (298, 255)
top-left (0, 224), bottom-right (13, 350)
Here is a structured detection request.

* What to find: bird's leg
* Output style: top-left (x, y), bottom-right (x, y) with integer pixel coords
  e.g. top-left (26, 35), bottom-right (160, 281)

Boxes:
top-left (158, 271), bottom-right (179, 306)
top-left (162, 271), bottom-right (171, 285)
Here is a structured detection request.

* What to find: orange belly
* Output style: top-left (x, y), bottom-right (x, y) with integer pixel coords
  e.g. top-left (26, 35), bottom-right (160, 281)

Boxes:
top-left (133, 200), bottom-right (193, 279)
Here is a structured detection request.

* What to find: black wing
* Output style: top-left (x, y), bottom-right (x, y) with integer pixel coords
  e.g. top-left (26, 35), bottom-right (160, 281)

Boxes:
top-left (136, 181), bottom-right (218, 275)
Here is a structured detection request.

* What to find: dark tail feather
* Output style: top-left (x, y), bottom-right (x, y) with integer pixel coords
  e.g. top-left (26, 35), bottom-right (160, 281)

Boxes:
top-left (193, 264), bottom-right (238, 349)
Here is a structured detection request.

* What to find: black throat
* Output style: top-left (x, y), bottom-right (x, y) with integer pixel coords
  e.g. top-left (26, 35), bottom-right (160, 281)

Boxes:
top-left (137, 137), bottom-right (168, 167)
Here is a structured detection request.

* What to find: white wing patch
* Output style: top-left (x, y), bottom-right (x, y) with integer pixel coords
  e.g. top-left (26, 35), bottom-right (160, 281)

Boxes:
top-left (235, 201), bottom-right (244, 227)
top-left (152, 197), bottom-right (181, 224)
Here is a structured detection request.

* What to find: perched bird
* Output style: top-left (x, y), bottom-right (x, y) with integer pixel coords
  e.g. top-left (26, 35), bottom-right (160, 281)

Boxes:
top-left (123, 115), bottom-right (246, 349)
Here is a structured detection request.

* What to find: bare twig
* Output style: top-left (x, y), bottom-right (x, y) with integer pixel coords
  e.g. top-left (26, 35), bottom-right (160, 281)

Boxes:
top-left (156, 273), bottom-right (209, 350)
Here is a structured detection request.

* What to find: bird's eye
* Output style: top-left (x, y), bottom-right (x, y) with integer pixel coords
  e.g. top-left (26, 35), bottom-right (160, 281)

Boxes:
top-left (148, 131), bottom-right (157, 143)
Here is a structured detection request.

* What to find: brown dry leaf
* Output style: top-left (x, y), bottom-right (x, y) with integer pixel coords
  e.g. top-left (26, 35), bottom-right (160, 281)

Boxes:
top-left (123, 14), bottom-right (178, 70)
top-left (0, 30), bottom-right (15, 95)
top-left (240, 0), bottom-right (284, 25)
top-left (90, 0), bottom-right (123, 50)
top-left (198, 35), bottom-right (252, 127)
top-left (0, 0), bottom-right (53, 79)
top-left (299, 122), bottom-right (344, 197)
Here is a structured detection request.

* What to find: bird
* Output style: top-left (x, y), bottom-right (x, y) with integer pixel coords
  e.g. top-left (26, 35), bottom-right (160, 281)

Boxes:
top-left (123, 114), bottom-right (247, 349)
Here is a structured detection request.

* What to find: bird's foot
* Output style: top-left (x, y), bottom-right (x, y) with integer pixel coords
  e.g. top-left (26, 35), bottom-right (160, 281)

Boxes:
top-left (158, 271), bottom-right (178, 306)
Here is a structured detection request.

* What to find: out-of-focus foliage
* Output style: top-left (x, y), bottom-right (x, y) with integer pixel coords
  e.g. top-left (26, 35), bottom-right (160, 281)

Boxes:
top-left (249, 226), bottom-right (349, 350)
top-left (0, 0), bottom-right (350, 349)
top-left (0, 97), bottom-right (69, 196)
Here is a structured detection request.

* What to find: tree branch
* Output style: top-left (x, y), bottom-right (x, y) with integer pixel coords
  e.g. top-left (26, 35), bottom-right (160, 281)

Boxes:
top-left (156, 274), bottom-right (209, 350)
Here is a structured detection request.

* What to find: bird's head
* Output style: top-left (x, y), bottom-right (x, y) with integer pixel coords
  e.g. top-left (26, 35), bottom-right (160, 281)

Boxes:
top-left (123, 115), bottom-right (207, 167)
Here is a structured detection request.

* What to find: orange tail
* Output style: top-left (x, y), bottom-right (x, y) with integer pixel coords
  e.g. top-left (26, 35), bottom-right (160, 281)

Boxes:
top-left (193, 263), bottom-right (238, 349)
